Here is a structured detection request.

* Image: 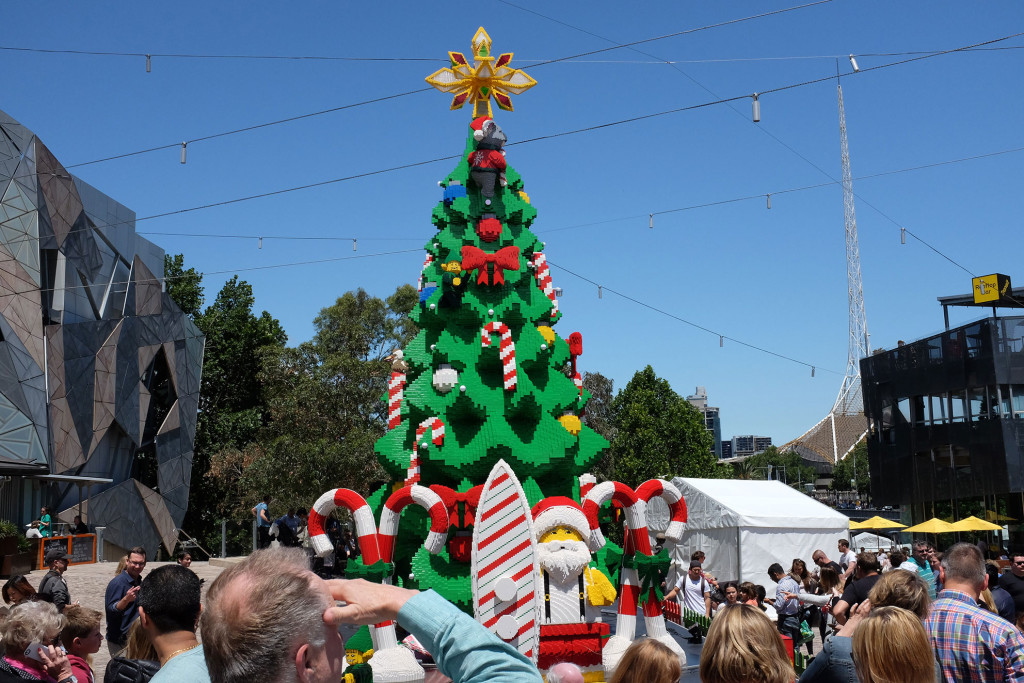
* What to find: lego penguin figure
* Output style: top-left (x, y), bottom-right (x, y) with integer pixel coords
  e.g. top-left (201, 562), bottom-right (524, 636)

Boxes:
top-left (468, 116), bottom-right (507, 206)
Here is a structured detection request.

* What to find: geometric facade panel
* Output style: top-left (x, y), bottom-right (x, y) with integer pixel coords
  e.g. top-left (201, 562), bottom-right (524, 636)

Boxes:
top-left (0, 107), bottom-right (204, 555)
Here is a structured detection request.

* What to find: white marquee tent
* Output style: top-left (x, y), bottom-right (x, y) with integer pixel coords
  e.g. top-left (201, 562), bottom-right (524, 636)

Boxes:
top-left (663, 478), bottom-right (850, 595)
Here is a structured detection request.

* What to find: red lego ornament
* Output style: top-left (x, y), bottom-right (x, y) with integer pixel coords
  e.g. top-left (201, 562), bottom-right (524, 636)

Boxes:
top-left (476, 216), bottom-right (503, 242)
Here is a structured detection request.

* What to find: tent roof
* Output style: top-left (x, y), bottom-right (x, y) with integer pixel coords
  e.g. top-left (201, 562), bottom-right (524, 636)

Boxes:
top-left (673, 477), bottom-right (850, 529)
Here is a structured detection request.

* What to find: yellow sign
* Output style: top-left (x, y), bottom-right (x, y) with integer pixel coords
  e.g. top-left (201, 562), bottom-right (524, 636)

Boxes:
top-left (972, 273), bottom-right (1011, 304)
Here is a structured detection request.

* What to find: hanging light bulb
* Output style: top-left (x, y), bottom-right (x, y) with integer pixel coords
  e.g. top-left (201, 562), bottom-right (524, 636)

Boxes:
top-left (258, 237), bottom-right (263, 249)
top-left (900, 227), bottom-right (906, 244)
top-left (849, 54), bottom-right (860, 72)
top-left (752, 94), bottom-right (760, 123)
top-left (352, 239), bottom-right (357, 252)
top-left (811, 366), bottom-right (815, 377)
top-left (146, 54), bottom-right (151, 73)
top-left (553, 287), bottom-right (563, 298)
top-left (598, 285), bottom-right (603, 299)
top-left (766, 194), bottom-right (772, 209)
top-left (180, 142), bottom-right (187, 164)
top-left (649, 213), bottom-right (654, 229)
top-left (720, 335), bottom-right (724, 347)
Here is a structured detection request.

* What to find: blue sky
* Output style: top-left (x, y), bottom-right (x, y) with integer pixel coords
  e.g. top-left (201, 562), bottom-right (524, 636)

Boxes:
top-left (3, 2), bottom-right (1022, 445)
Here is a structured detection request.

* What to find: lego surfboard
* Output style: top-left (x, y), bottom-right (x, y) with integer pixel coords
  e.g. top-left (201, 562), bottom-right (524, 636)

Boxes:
top-left (471, 459), bottom-right (541, 663)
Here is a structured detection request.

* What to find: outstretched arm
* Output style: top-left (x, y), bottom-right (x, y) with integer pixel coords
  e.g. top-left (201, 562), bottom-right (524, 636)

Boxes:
top-left (325, 579), bottom-right (541, 683)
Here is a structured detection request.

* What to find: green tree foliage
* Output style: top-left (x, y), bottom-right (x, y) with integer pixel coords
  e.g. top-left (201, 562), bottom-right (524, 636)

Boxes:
top-left (582, 371), bottom-right (616, 482)
top-left (180, 275), bottom-right (287, 551)
top-left (163, 254), bottom-right (204, 319)
top-left (209, 286), bottom-right (418, 515)
top-left (742, 446), bottom-right (818, 491)
top-left (830, 439), bottom-right (871, 496)
top-left (608, 366), bottom-right (725, 487)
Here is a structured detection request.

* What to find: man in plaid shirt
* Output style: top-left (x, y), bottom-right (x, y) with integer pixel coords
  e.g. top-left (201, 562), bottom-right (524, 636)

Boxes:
top-left (925, 542), bottom-right (1024, 681)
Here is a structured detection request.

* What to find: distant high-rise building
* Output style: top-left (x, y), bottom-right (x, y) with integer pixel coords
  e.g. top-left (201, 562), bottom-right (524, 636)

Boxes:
top-left (721, 440), bottom-right (733, 459)
top-left (686, 386), bottom-right (722, 459)
top-left (730, 435), bottom-right (773, 458)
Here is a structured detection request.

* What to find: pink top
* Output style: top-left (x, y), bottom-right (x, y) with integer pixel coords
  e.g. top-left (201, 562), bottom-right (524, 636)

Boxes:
top-left (2, 655), bottom-right (52, 682)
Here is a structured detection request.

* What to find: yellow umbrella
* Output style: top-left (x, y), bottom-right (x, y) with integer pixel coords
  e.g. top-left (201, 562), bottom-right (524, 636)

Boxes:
top-left (986, 510), bottom-right (1016, 522)
top-left (849, 520), bottom-right (866, 529)
top-left (856, 515), bottom-right (907, 530)
top-left (949, 516), bottom-right (1004, 532)
top-left (903, 518), bottom-right (955, 534)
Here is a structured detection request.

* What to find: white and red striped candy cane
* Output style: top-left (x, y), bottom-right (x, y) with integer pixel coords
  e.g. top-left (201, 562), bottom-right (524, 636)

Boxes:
top-left (579, 473), bottom-right (597, 500)
top-left (307, 489), bottom-right (381, 564)
top-left (582, 481), bottom-right (649, 554)
top-left (373, 485), bottom-right (449, 652)
top-left (583, 482), bottom-right (649, 645)
top-left (387, 371), bottom-right (406, 430)
top-left (530, 252), bottom-right (559, 319)
top-left (378, 485), bottom-right (449, 567)
top-left (418, 252), bottom-right (434, 292)
top-left (480, 321), bottom-right (517, 391)
top-left (636, 478), bottom-right (688, 543)
top-left (405, 417), bottom-right (445, 486)
top-left (573, 371), bottom-right (583, 397)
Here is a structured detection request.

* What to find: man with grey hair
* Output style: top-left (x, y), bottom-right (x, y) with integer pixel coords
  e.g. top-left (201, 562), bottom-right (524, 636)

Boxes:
top-left (924, 542), bottom-right (1024, 681)
top-left (201, 546), bottom-right (541, 683)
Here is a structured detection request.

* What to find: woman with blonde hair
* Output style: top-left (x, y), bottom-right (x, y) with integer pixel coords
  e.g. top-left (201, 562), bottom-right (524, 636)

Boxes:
top-left (698, 604), bottom-right (794, 683)
top-left (608, 638), bottom-right (681, 683)
top-left (851, 606), bottom-right (935, 683)
top-left (802, 569), bottom-right (932, 683)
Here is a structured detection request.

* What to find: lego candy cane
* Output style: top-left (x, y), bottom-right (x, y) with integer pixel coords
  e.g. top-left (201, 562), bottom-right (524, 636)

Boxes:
top-left (480, 321), bottom-right (517, 391)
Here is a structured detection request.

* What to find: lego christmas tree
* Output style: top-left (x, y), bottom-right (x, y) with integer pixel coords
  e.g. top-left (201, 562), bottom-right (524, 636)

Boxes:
top-left (368, 28), bottom-right (609, 606)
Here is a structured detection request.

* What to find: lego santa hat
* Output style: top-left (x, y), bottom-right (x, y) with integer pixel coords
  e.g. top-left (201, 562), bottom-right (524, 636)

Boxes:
top-left (532, 496), bottom-right (590, 539)
top-left (471, 116), bottom-right (495, 142)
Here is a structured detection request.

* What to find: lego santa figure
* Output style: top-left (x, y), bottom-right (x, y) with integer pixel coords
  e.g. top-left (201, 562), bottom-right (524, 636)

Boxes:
top-left (531, 497), bottom-right (617, 675)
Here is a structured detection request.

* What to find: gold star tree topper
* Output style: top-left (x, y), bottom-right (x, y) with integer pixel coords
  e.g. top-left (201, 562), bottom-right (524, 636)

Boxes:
top-left (425, 27), bottom-right (537, 118)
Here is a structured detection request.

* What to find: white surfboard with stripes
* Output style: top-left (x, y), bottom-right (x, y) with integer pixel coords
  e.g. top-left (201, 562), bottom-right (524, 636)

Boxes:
top-left (471, 459), bottom-right (541, 663)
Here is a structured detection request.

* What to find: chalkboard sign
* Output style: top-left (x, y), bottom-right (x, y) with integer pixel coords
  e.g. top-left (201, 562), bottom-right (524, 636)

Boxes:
top-left (69, 535), bottom-right (96, 565)
top-left (36, 537), bottom-right (70, 570)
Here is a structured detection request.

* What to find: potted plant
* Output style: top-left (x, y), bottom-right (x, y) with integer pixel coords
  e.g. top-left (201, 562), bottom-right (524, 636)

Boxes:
top-left (0, 519), bottom-right (34, 577)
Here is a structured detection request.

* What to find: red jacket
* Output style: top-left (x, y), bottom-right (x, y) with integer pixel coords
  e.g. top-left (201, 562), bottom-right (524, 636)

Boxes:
top-left (470, 149), bottom-right (506, 172)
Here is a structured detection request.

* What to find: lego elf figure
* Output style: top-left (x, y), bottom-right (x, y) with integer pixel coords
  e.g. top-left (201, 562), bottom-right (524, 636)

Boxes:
top-left (343, 626), bottom-right (374, 683)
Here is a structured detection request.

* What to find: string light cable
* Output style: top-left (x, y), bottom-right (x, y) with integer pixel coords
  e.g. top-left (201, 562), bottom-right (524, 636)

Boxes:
top-left (545, 258), bottom-right (841, 375)
top-left (1, 142), bottom-right (1018, 258)
top-left (495, 0), bottom-right (991, 279)
top-left (53, 0), bottom-right (839, 169)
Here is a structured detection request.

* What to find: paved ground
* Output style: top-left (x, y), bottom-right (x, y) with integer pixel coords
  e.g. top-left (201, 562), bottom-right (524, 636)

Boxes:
top-left (20, 559), bottom-right (227, 676)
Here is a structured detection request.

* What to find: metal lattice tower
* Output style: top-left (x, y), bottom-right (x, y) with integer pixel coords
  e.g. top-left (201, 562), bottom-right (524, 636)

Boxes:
top-left (779, 81), bottom-right (870, 465)
top-left (833, 81), bottom-right (870, 417)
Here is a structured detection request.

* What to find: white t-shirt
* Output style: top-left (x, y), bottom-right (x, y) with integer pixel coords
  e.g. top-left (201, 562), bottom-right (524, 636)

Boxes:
top-left (675, 573), bottom-right (708, 615)
top-left (840, 549), bottom-right (857, 570)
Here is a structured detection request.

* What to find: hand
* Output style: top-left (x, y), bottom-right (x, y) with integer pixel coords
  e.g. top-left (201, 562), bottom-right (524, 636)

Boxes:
top-left (840, 599), bottom-right (872, 638)
top-left (37, 644), bottom-right (72, 680)
top-left (323, 579), bottom-right (419, 626)
top-left (125, 586), bottom-right (140, 602)
top-left (781, 591), bottom-right (798, 600)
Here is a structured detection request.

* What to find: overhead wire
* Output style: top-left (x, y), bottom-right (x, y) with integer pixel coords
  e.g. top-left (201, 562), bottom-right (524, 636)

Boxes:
top-left (2, 139), bottom-right (1019, 252)
top-left (497, 0), bottom-right (1006, 275)
top-left (546, 258), bottom-right (842, 375)
top-left (58, 0), bottom-right (838, 169)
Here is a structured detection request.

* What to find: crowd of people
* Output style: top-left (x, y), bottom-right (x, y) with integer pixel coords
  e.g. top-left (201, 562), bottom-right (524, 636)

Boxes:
top-left (660, 536), bottom-right (1024, 681)
top-left (8, 516), bottom-right (1024, 683)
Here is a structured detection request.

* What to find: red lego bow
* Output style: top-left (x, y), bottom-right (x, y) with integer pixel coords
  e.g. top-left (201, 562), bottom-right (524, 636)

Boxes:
top-left (460, 246), bottom-right (520, 285)
top-left (429, 484), bottom-right (483, 528)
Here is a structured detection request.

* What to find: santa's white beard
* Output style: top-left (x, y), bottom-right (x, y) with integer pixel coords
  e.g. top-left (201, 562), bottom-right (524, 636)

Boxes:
top-left (537, 539), bottom-right (592, 583)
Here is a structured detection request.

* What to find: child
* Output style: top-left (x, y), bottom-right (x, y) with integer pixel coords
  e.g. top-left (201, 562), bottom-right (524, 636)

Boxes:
top-left (61, 604), bottom-right (103, 683)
